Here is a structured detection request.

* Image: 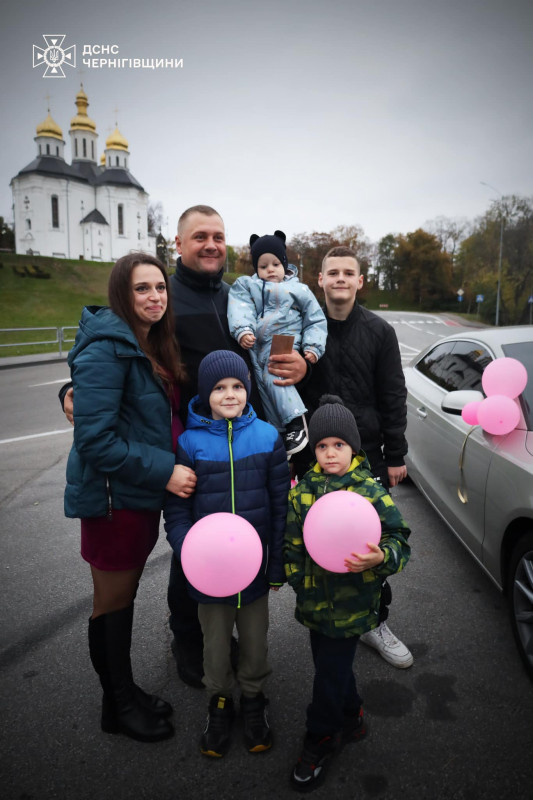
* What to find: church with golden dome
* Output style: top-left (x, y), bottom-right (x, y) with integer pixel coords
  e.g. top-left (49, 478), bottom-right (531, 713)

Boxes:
top-left (10, 86), bottom-right (155, 260)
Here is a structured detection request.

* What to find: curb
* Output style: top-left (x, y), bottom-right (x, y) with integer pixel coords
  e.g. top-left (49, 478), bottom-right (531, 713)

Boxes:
top-left (0, 353), bottom-right (69, 370)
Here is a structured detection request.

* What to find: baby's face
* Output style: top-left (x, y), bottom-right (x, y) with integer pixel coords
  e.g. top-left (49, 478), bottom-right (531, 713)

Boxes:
top-left (257, 253), bottom-right (285, 283)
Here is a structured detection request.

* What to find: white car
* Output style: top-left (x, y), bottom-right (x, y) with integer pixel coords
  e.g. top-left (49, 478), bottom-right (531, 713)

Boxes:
top-left (404, 326), bottom-right (533, 679)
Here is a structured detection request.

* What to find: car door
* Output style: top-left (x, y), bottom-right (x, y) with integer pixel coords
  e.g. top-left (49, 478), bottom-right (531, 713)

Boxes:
top-left (407, 339), bottom-right (497, 562)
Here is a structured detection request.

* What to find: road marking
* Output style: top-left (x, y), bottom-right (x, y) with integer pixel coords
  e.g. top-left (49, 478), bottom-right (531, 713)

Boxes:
top-left (0, 429), bottom-right (72, 445)
top-left (28, 378), bottom-right (70, 387)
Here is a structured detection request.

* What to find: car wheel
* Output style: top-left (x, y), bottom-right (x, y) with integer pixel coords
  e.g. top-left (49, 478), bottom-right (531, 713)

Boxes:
top-left (508, 532), bottom-right (533, 681)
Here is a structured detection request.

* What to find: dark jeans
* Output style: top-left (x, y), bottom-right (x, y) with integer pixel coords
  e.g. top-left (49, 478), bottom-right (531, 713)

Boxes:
top-left (167, 553), bottom-right (203, 647)
top-left (306, 630), bottom-right (363, 738)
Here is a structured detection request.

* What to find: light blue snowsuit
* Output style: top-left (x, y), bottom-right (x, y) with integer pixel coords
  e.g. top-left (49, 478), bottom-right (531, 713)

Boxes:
top-left (228, 265), bottom-right (327, 430)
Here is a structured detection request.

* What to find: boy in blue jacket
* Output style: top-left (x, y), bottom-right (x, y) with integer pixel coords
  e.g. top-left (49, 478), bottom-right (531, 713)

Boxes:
top-left (284, 395), bottom-right (411, 791)
top-left (164, 350), bottom-right (290, 758)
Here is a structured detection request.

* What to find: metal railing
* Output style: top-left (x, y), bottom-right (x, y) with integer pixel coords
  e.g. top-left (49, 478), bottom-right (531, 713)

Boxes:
top-left (0, 327), bottom-right (79, 356)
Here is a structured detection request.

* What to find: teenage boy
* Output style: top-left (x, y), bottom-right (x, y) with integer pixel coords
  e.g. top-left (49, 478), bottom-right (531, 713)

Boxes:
top-left (294, 246), bottom-right (413, 669)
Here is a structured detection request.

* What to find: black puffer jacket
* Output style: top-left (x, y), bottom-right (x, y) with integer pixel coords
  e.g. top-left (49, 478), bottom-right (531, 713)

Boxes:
top-left (169, 259), bottom-right (263, 418)
top-left (303, 303), bottom-right (407, 466)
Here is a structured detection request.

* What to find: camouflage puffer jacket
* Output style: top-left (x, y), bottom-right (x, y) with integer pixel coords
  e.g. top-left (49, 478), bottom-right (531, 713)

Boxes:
top-left (283, 456), bottom-right (411, 638)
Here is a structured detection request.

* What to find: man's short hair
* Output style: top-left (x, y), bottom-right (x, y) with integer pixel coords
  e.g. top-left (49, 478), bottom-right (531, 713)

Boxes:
top-left (321, 246), bottom-right (359, 271)
top-left (177, 205), bottom-right (222, 235)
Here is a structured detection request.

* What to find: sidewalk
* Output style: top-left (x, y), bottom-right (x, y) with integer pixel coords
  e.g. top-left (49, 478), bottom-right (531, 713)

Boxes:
top-left (0, 351), bottom-right (69, 370)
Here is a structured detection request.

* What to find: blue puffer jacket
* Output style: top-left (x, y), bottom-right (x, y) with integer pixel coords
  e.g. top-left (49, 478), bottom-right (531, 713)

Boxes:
top-left (164, 397), bottom-right (291, 606)
top-left (64, 306), bottom-right (175, 519)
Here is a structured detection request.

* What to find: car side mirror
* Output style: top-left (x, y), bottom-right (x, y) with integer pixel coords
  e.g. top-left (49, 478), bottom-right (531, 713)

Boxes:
top-left (441, 390), bottom-right (484, 415)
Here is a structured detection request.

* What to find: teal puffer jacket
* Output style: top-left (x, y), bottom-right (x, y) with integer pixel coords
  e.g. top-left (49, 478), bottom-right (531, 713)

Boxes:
top-left (283, 456), bottom-right (411, 637)
top-left (64, 306), bottom-right (175, 519)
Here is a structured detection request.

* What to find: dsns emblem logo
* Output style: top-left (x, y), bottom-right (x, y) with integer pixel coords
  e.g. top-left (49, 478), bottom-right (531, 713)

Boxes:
top-left (33, 35), bottom-right (76, 78)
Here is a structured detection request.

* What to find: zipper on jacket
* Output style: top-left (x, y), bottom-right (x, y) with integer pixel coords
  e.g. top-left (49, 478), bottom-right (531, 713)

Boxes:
top-left (106, 477), bottom-right (113, 521)
top-left (227, 419), bottom-right (236, 514)
top-left (226, 419), bottom-right (241, 608)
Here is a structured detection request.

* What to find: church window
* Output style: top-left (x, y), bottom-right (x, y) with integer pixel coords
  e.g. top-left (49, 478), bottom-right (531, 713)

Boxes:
top-left (116, 156), bottom-right (119, 166)
top-left (46, 144), bottom-right (50, 155)
top-left (118, 204), bottom-right (124, 235)
top-left (39, 145), bottom-right (41, 155)
top-left (83, 138), bottom-right (87, 157)
top-left (91, 141), bottom-right (94, 160)
top-left (51, 196), bottom-right (59, 228)
top-left (56, 146), bottom-right (59, 156)
top-left (75, 139), bottom-right (78, 157)
top-left (26, 219), bottom-right (31, 230)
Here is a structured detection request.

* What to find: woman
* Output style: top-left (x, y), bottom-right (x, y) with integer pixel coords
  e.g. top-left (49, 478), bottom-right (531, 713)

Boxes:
top-left (65, 252), bottom-right (196, 742)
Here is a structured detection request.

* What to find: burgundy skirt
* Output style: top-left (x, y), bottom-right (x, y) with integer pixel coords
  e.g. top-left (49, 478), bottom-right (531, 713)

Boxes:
top-left (81, 508), bottom-right (161, 571)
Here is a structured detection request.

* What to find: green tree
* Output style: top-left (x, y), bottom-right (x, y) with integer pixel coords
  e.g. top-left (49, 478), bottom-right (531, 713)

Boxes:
top-left (458, 195), bottom-right (533, 324)
top-left (375, 234), bottom-right (399, 291)
top-left (0, 216), bottom-right (15, 251)
top-left (394, 229), bottom-right (454, 310)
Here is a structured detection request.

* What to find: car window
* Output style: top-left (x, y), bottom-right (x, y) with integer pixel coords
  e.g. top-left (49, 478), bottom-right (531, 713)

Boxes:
top-left (414, 342), bottom-right (457, 389)
top-left (446, 341), bottom-right (492, 391)
top-left (415, 340), bottom-right (492, 392)
top-left (502, 342), bottom-right (533, 430)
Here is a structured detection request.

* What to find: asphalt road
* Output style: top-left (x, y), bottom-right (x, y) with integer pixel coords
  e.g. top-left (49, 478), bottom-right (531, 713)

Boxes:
top-left (1, 314), bottom-right (532, 800)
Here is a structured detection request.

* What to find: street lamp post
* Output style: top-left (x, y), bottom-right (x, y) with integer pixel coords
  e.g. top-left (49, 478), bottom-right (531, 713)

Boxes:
top-left (480, 181), bottom-right (504, 326)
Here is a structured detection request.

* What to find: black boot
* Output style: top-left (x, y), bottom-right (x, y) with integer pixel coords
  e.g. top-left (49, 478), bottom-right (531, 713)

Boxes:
top-left (88, 606), bottom-right (174, 742)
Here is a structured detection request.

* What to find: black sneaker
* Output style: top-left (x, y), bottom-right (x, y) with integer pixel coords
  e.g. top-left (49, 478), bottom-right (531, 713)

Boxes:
top-left (290, 733), bottom-right (339, 792)
top-left (241, 692), bottom-right (272, 753)
top-left (341, 707), bottom-right (367, 745)
top-left (200, 695), bottom-right (234, 758)
top-left (284, 416), bottom-right (309, 457)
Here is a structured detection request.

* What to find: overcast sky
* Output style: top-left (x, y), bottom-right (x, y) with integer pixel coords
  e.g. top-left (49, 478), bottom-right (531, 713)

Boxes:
top-left (1, 0), bottom-right (532, 248)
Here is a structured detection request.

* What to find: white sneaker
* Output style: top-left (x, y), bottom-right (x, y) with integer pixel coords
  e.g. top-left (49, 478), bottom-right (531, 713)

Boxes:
top-left (359, 622), bottom-right (414, 669)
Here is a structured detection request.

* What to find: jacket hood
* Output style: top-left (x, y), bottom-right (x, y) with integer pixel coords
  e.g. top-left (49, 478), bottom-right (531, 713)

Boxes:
top-left (67, 306), bottom-right (142, 366)
top-left (186, 394), bottom-right (257, 435)
top-left (307, 453), bottom-right (373, 487)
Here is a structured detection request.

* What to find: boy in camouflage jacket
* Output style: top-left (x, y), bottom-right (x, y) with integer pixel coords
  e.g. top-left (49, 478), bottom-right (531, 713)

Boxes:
top-left (283, 395), bottom-right (410, 792)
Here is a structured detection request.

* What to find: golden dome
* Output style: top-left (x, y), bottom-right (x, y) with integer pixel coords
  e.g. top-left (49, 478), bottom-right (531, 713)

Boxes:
top-left (70, 85), bottom-right (96, 133)
top-left (106, 126), bottom-right (129, 152)
top-left (36, 112), bottom-right (63, 141)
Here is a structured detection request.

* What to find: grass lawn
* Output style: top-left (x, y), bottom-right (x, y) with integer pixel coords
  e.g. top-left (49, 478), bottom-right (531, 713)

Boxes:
top-left (0, 255), bottom-right (112, 356)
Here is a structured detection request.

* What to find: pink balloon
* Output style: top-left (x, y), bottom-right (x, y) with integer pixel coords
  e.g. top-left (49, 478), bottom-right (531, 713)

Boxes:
top-left (303, 491), bottom-right (381, 573)
top-left (462, 401), bottom-right (481, 426)
top-left (181, 513), bottom-right (263, 597)
top-left (482, 357), bottom-right (528, 399)
top-left (477, 395), bottom-right (520, 436)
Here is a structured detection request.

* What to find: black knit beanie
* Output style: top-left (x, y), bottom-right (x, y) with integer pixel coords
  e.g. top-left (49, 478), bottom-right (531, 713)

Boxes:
top-left (197, 350), bottom-right (251, 410)
top-left (249, 230), bottom-right (288, 272)
top-left (308, 394), bottom-right (361, 454)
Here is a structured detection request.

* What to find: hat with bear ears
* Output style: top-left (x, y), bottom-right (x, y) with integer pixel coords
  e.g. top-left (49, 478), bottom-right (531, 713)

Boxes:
top-left (249, 230), bottom-right (289, 273)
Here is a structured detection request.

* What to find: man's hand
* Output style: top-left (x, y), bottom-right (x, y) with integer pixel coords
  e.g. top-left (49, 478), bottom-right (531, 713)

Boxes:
top-left (268, 351), bottom-right (307, 386)
top-left (388, 465), bottom-right (407, 487)
top-left (64, 388), bottom-right (74, 426)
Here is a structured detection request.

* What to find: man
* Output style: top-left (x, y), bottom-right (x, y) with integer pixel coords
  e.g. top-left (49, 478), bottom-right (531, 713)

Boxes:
top-left (293, 245), bottom-right (413, 669)
top-left (62, 205), bottom-right (307, 687)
